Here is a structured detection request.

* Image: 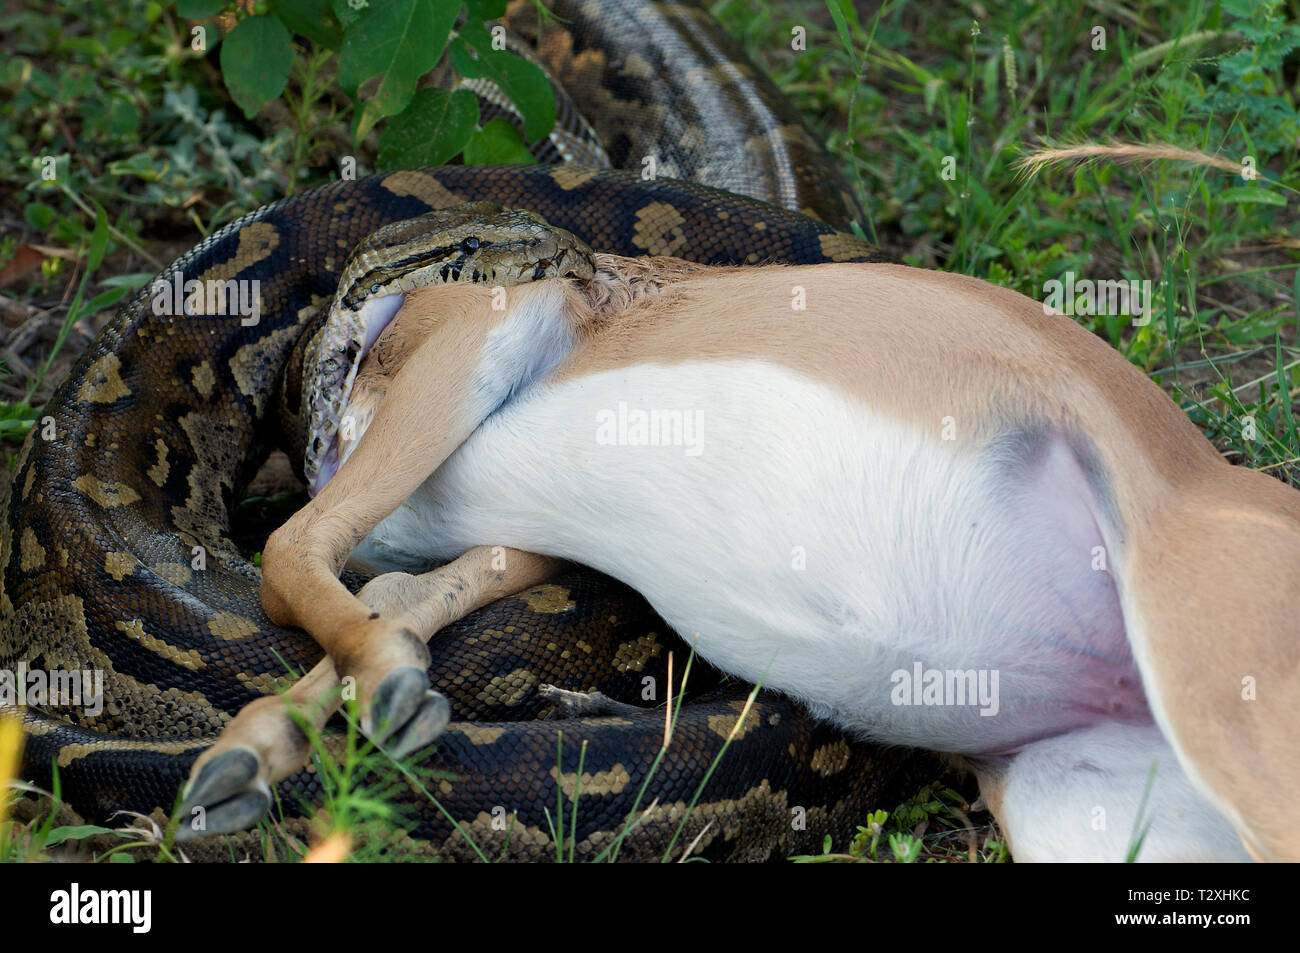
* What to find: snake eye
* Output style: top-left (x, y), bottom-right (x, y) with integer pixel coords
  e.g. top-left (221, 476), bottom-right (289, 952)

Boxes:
top-left (461, 236), bottom-right (481, 252)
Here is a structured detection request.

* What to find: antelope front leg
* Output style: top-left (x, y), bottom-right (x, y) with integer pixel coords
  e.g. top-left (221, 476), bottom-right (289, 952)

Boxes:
top-left (260, 282), bottom-right (549, 743)
top-left (179, 547), bottom-right (560, 838)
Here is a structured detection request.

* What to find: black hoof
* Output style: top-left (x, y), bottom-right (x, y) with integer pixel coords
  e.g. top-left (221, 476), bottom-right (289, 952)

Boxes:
top-left (177, 747), bottom-right (272, 839)
top-left (382, 690), bottom-right (451, 759)
top-left (362, 666), bottom-right (448, 754)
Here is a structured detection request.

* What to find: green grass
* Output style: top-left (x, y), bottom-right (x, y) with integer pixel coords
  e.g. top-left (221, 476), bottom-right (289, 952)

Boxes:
top-left (715, 0), bottom-right (1300, 481)
top-left (791, 784), bottom-right (1010, 863)
top-left (1, 0), bottom-right (1297, 862)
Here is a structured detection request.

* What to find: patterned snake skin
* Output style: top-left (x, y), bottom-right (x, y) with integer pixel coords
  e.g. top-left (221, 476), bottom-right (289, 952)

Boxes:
top-left (0, 2), bottom-right (940, 861)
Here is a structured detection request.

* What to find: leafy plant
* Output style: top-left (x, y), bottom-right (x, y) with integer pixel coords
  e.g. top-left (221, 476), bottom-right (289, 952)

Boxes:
top-left (1195, 0), bottom-right (1300, 156)
top-left (186, 0), bottom-right (557, 171)
top-left (789, 782), bottom-right (1001, 863)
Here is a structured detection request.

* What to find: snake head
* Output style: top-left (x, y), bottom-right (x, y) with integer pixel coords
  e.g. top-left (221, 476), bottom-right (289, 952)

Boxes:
top-left (302, 203), bottom-right (596, 495)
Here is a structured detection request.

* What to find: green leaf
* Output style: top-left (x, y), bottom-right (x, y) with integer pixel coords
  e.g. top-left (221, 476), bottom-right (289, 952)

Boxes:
top-left (220, 15), bottom-right (294, 119)
top-left (377, 87), bottom-right (478, 168)
top-left (450, 30), bottom-right (555, 142)
top-left (24, 202), bottom-right (55, 230)
top-left (102, 273), bottom-right (156, 290)
top-left (107, 28), bottom-right (137, 53)
top-left (175, 0), bottom-right (225, 17)
top-left (108, 153), bottom-right (167, 182)
top-left (87, 202), bottom-right (109, 272)
top-left (275, 0), bottom-right (344, 50)
top-left (824, 0), bottom-right (858, 70)
top-left (331, 0), bottom-right (362, 28)
top-left (1276, 332), bottom-right (1297, 440)
top-left (464, 0), bottom-right (508, 19)
top-left (44, 824), bottom-right (118, 846)
top-left (83, 286), bottom-right (134, 315)
top-left (107, 98), bottom-right (141, 137)
top-left (1293, 266), bottom-right (1299, 329)
top-left (338, 0), bottom-right (460, 142)
top-left (62, 37), bottom-right (104, 57)
top-left (463, 117), bottom-right (535, 164)
top-left (1217, 186), bottom-right (1287, 207)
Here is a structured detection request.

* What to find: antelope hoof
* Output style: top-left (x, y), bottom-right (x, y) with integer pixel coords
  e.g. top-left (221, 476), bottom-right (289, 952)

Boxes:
top-left (362, 666), bottom-right (451, 757)
top-left (177, 748), bottom-right (272, 840)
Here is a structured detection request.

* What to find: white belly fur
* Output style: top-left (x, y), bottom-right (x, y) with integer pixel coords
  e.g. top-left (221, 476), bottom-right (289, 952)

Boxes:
top-left (350, 358), bottom-right (1145, 756)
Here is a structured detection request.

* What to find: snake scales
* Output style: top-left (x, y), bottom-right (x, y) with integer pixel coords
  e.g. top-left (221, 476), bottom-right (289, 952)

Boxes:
top-left (0, 0), bottom-right (942, 861)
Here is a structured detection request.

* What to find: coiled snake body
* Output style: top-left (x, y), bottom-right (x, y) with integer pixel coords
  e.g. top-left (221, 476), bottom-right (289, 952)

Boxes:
top-left (0, 1), bottom-right (939, 861)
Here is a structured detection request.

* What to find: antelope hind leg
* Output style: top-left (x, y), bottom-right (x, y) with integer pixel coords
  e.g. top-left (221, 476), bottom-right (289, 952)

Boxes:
top-left (974, 466), bottom-right (1300, 862)
top-left (1120, 472), bottom-right (1300, 862)
top-left (972, 723), bottom-right (1252, 862)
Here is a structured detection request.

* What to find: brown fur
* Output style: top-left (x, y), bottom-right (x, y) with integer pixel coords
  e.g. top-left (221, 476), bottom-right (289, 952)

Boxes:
top-left (252, 259), bottom-right (1298, 860)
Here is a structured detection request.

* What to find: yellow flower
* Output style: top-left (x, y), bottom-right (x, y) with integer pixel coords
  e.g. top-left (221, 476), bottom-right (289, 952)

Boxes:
top-left (303, 830), bottom-right (351, 863)
top-left (0, 713), bottom-right (24, 829)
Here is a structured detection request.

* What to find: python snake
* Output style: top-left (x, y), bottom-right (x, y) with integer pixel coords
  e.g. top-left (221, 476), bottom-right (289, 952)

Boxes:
top-left (0, 0), bottom-right (942, 861)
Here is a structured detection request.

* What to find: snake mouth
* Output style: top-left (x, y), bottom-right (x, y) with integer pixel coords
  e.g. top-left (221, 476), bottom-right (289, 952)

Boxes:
top-left (301, 205), bottom-right (596, 495)
top-left (304, 292), bottom-right (404, 496)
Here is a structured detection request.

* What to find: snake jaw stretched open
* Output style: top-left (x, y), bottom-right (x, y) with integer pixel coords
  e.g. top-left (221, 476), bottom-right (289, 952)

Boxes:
top-left (303, 204), bottom-right (596, 495)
